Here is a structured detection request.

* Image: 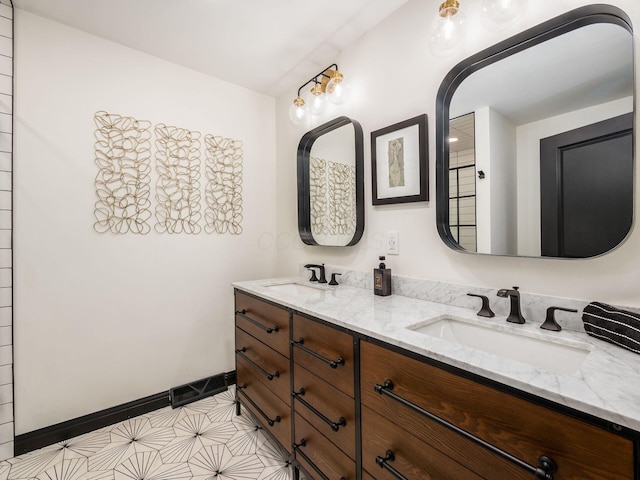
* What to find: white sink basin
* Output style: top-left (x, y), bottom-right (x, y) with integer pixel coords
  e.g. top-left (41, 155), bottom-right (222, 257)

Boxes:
top-left (407, 315), bottom-right (591, 375)
top-left (266, 282), bottom-right (325, 295)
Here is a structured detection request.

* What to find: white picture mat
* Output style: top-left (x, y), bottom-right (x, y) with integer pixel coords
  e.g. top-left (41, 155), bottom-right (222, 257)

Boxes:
top-left (375, 124), bottom-right (421, 199)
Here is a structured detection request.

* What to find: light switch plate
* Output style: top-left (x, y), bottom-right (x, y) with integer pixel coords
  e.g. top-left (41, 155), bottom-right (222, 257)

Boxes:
top-left (387, 231), bottom-right (399, 255)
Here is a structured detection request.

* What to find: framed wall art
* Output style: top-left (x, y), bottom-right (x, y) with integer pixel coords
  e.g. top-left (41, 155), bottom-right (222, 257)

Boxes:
top-left (371, 114), bottom-right (428, 205)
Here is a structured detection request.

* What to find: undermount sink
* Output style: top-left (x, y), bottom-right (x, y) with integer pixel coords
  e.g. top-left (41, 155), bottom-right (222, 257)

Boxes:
top-left (407, 315), bottom-right (591, 375)
top-left (265, 282), bottom-right (325, 295)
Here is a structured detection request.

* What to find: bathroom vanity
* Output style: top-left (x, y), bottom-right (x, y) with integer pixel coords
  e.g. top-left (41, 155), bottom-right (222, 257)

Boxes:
top-left (233, 279), bottom-right (640, 480)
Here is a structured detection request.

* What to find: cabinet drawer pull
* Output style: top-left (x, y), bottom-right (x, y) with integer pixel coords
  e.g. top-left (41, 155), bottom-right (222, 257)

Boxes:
top-left (293, 439), bottom-right (346, 480)
top-left (237, 386), bottom-right (281, 427)
top-left (235, 309), bottom-right (280, 334)
top-left (374, 380), bottom-right (558, 480)
top-left (292, 338), bottom-right (345, 369)
top-left (292, 388), bottom-right (347, 432)
top-left (375, 450), bottom-right (409, 480)
top-left (236, 348), bottom-right (280, 380)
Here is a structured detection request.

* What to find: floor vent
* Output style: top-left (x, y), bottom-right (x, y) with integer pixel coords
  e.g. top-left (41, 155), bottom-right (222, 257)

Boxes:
top-left (170, 370), bottom-right (235, 408)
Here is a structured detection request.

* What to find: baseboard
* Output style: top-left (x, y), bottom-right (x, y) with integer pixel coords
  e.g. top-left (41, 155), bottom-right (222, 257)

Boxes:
top-left (14, 391), bottom-right (170, 456)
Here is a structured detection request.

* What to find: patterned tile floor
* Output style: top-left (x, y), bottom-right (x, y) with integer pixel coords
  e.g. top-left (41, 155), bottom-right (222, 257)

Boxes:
top-left (0, 387), bottom-right (293, 480)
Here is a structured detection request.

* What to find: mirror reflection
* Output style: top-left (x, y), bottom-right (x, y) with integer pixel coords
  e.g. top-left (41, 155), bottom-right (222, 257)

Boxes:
top-left (438, 8), bottom-right (634, 258)
top-left (297, 117), bottom-right (364, 246)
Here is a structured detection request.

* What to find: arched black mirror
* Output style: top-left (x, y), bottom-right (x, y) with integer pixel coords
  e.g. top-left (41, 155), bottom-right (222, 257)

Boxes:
top-left (297, 116), bottom-right (364, 246)
top-left (436, 5), bottom-right (634, 258)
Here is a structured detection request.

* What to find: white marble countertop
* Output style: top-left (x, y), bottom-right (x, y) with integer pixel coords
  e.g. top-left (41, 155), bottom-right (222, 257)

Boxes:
top-left (233, 277), bottom-right (640, 432)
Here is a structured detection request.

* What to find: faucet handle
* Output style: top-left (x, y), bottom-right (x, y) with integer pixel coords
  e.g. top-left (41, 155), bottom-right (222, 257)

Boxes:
top-left (329, 273), bottom-right (342, 286)
top-left (467, 293), bottom-right (495, 318)
top-left (540, 306), bottom-right (578, 332)
top-left (306, 267), bottom-right (319, 282)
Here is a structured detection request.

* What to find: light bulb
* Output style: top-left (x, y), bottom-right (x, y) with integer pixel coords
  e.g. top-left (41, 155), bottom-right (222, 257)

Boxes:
top-left (429, 2), bottom-right (466, 57)
top-left (326, 71), bottom-right (350, 106)
top-left (482, 0), bottom-right (525, 26)
top-left (288, 96), bottom-right (308, 126)
top-left (306, 83), bottom-right (328, 116)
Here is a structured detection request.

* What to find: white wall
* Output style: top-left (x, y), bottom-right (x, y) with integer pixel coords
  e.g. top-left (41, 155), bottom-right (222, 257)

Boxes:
top-left (516, 96), bottom-right (633, 255)
top-left (14, 11), bottom-right (277, 434)
top-left (275, 0), bottom-right (640, 307)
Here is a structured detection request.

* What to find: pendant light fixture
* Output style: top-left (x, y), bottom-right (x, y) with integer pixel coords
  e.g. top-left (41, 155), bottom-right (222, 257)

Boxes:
top-left (289, 64), bottom-right (350, 126)
top-left (482, 0), bottom-right (525, 26)
top-left (429, 0), bottom-right (466, 57)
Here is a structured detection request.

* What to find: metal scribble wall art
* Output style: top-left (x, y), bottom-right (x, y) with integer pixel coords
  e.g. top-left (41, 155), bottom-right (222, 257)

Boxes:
top-left (93, 111), bottom-right (244, 235)
top-left (154, 124), bottom-right (202, 234)
top-left (310, 156), bottom-right (356, 237)
top-left (93, 111), bottom-right (152, 234)
top-left (204, 135), bottom-right (243, 234)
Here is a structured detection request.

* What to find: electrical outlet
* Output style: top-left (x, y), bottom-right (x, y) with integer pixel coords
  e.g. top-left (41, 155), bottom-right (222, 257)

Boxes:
top-left (387, 231), bottom-right (399, 255)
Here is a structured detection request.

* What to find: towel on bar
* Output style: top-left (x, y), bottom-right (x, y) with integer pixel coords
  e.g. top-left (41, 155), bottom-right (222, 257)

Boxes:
top-left (582, 302), bottom-right (640, 355)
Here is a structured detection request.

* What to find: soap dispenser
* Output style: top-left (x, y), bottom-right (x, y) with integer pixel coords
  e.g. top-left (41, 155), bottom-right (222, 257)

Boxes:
top-left (374, 256), bottom-right (392, 296)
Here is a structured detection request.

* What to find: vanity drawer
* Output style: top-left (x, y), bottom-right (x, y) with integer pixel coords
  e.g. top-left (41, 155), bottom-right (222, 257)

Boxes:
top-left (292, 364), bottom-right (355, 460)
top-left (361, 341), bottom-right (634, 480)
top-left (235, 291), bottom-right (290, 357)
top-left (236, 358), bottom-right (291, 451)
top-left (294, 414), bottom-right (356, 480)
top-left (362, 406), bottom-right (486, 480)
top-left (235, 330), bottom-right (290, 405)
top-left (292, 314), bottom-right (354, 397)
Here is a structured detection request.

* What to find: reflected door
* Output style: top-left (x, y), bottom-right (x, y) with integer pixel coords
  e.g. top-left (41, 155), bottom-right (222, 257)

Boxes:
top-left (540, 113), bottom-right (633, 257)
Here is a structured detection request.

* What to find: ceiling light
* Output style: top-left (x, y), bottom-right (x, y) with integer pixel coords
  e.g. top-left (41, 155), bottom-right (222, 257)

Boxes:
top-left (482, 0), bottom-right (525, 26)
top-left (289, 64), bottom-right (349, 126)
top-left (429, 0), bottom-right (466, 57)
top-left (449, 137), bottom-right (459, 142)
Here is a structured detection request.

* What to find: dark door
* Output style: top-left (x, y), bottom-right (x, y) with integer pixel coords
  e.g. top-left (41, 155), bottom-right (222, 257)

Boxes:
top-left (540, 113), bottom-right (633, 258)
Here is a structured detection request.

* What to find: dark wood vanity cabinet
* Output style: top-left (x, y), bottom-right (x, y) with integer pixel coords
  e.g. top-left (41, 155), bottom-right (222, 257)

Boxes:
top-left (233, 289), bottom-right (638, 480)
top-left (234, 291), bottom-right (292, 452)
top-left (360, 340), bottom-right (635, 480)
top-left (292, 313), bottom-right (357, 480)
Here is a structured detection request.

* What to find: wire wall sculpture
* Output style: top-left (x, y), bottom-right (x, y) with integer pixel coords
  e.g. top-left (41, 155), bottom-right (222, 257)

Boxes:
top-left (310, 156), bottom-right (356, 237)
top-left (204, 135), bottom-right (244, 235)
top-left (154, 124), bottom-right (202, 234)
top-left (310, 157), bottom-right (329, 236)
top-left (94, 111), bottom-right (152, 234)
top-left (328, 160), bottom-right (356, 236)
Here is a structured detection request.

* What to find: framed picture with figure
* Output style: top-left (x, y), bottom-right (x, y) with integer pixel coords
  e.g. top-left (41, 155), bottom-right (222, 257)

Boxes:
top-left (371, 114), bottom-right (428, 205)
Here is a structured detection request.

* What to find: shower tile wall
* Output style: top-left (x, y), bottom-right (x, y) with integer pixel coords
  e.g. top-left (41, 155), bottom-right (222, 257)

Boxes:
top-left (0, 0), bottom-right (12, 462)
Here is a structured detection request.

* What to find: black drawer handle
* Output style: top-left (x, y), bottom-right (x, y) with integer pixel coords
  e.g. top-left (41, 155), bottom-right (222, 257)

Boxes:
top-left (292, 388), bottom-right (347, 432)
top-left (375, 380), bottom-right (557, 480)
top-left (293, 439), bottom-right (346, 480)
top-left (235, 309), bottom-right (279, 334)
top-left (291, 338), bottom-right (345, 369)
top-left (237, 386), bottom-right (281, 427)
top-left (235, 348), bottom-right (280, 380)
top-left (376, 450), bottom-right (409, 480)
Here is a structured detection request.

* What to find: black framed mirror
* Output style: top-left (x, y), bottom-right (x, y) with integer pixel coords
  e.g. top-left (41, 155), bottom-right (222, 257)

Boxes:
top-left (297, 116), bottom-right (365, 246)
top-left (436, 5), bottom-right (634, 258)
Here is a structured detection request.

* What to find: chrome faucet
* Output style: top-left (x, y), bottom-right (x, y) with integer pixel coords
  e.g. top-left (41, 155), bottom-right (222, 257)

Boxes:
top-left (496, 286), bottom-right (526, 324)
top-left (304, 263), bottom-right (327, 284)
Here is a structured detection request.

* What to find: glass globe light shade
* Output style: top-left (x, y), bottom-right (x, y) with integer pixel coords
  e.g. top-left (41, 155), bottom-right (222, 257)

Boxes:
top-left (429, 7), bottom-right (466, 57)
top-left (288, 96), bottom-right (308, 126)
top-left (306, 83), bottom-right (329, 116)
top-left (326, 72), bottom-right (351, 106)
top-left (482, 0), bottom-right (525, 25)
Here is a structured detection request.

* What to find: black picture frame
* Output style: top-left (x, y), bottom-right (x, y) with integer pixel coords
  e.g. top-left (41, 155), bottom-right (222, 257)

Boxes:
top-left (371, 114), bottom-right (428, 205)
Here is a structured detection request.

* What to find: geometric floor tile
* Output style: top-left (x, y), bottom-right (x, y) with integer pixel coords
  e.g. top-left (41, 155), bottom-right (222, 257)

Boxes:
top-left (0, 387), bottom-right (292, 480)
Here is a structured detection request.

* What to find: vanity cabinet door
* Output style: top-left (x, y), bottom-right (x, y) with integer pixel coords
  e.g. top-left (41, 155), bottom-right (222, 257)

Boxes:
top-left (361, 406), bottom-right (486, 480)
top-left (293, 363), bottom-right (355, 460)
top-left (235, 327), bottom-right (290, 404)
top-left (361, 341), bottom-right (634, 480)
top-left (236, 357), bottom-right (291, 451)
top-left (294, 415), bottom-right (356, 480)
top-left (292, 314), bottom-right (354, 397)
top-left (235, 291), bottom-right (290, 357)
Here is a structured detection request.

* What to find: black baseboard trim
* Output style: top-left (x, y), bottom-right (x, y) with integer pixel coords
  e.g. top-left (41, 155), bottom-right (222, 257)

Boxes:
top-left (14, 391), bottom-right (170, 456)
top-left (170, 370), bottom-right (236, 408)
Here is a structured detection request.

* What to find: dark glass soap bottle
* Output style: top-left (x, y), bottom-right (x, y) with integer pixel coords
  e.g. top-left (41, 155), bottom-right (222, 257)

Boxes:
top-left (374, 256), bottom-right (391, 296)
